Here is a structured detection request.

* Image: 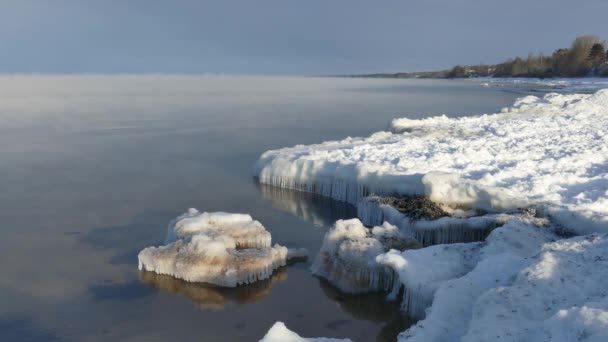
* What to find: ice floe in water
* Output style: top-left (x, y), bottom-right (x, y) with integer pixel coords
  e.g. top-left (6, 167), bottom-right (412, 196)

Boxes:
top-left (260, 322), bottom-right (351, 342)
top-left (255, 90), bottom-right (608, 234)
top-left (311, 218), bottom-right (419, 294)
top-left (138, 209), bottom-right (306, 287)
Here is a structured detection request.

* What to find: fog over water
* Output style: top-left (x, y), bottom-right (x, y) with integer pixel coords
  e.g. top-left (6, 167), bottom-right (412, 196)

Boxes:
top-left (0, 75), bottom-right (523, 341)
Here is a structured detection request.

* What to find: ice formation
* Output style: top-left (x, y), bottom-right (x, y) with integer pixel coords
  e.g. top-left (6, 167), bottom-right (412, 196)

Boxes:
top-left (138, 209), bottom-right (306, 287)
top-left (165, 209), bottom-right (271, 248)
top-left (255, 90), bottom-right (608, 235)
top-left (382, 215), bottom-right (557, 337)
top-left (377, 241), bottom-right (483, 319)
top-left (256, 90), bottom-right (608, 341)
top-left (260, 322), bottom-right (351, 342)
top-left (311, 218), bottom-right (419, 294)
top-left (358, 195), bottom-right (507, 246)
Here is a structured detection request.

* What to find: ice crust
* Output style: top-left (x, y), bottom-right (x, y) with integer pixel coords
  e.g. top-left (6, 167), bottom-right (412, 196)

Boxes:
top-left (138, 209), bottom-right (305, 287)
top-left (255, 90), bottom-right (608, 235)
top-left (311, 218), bottom-right (419, 294)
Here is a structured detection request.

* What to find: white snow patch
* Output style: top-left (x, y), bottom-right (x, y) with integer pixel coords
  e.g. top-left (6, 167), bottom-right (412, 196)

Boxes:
top-left (138, 209), bottom-right (306, 287)
top-left (260, 322), bottom-right (351, 342)
top-left (255, 90), bottom-right (608, 234)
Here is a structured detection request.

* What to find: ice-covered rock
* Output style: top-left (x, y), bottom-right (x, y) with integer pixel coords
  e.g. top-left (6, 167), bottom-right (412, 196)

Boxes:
top-left (311, 218), bottom-right (419, 294)
top-left (255, 90), bottom-right (608, 235)
top-left (138, 209), bottom-right (306, 287)
top-left (358, 195), bottom-right (508, 246)
top-left (260, 322), bottom-right (351, 342)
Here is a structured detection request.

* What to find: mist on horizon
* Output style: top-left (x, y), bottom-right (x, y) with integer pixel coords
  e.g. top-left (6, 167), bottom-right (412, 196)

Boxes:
top-left (1, 0), bottom-right (607, 75)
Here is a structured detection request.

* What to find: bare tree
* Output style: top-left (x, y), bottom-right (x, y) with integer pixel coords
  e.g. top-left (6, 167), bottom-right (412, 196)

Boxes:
top-left (566, 35), bottom-right (605, 76)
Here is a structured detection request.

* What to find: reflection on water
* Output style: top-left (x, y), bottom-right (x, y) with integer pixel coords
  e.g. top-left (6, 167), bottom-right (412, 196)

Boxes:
top-left (319, 279), bottom-right (415, 342)
top-left (257, 184), bottom-right (357, 227)
top-left (258, 184), bottom-right (416, 341)
top-left (139, 268), bottom-right (288, 310)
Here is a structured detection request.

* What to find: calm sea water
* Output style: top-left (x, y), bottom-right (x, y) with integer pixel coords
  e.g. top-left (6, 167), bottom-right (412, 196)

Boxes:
top-left (0, 75), bottom-right (523, 341)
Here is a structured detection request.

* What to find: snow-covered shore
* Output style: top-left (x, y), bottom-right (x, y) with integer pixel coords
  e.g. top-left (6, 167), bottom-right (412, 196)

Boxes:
top-left (257, 90), bottom-right (608, 341)
top-left (255, 90), bottom-right (608, 235)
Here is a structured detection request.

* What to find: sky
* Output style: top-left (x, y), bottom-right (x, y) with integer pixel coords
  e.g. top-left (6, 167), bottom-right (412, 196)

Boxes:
top-left (1, 0), bottom-right (607, 75)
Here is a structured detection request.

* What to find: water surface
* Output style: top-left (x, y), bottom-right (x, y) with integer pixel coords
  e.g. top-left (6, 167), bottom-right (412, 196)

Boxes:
top-left (0, 75), bottom-right (523, 341)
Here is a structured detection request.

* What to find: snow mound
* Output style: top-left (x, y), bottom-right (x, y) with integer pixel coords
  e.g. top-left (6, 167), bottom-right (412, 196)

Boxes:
top-left (165, 208), bottom-right (271, 248)
top-left (260, 322), bottom-right (351, 342)
top-left (138, 209), bottom-right (306, 287)
top-left (255, 90), bottom-right (608, 234)
top-left (311, 218), bottom-right (419, 294)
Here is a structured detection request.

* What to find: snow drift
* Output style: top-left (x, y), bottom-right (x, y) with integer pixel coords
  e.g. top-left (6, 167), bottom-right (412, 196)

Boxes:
top-left (255, 90), bottom-right (608, 235)
top-left (138, 209), bottom-right (306, 287)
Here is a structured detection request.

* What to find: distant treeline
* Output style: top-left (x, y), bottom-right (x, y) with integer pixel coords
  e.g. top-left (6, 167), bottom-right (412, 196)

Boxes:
top-left (448, 35), bottom-right (608, 78)
top-left (347, 35), bottom-right (608, 79)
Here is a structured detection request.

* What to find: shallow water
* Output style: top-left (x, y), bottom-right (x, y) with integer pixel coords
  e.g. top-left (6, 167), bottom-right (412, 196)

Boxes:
top-left (0, 75), bottom-right (523, 341)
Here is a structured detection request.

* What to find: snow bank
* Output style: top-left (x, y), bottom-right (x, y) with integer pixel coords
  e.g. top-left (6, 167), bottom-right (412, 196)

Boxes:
top-left (260, 322), bottom-right (351, 342)
top-left (255, 90), bottom-right (608, 234)
top-left (311, 219), bottom-right (419, 294)
top-left (395, 215), bottom-right (557, 341)
top-left (138, 209), bottom-right (306, 287)
top-left (462, 233), bottom-right (608, 342)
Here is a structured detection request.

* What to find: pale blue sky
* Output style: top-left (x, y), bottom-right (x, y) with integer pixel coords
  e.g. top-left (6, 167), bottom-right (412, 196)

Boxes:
top-left (1, 0), bottom-right (607, 74)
